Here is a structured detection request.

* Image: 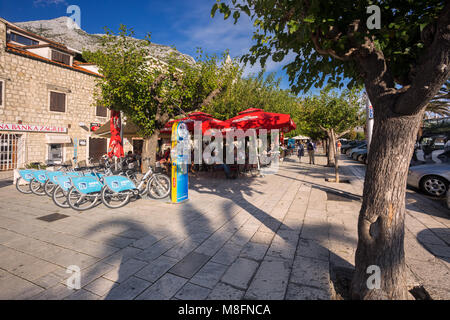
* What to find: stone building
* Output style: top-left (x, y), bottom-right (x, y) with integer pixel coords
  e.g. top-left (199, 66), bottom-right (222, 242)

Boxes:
top-left (0, 17), bottom-right (134, 175)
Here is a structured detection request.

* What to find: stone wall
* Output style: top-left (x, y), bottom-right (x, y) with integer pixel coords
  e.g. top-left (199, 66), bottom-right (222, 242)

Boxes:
top-left (0, 20), bottom-right (137, 168)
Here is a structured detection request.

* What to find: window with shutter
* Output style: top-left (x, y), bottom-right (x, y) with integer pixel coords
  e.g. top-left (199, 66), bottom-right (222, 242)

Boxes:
top-left (51, 50), bottom-right (71, 65)
top-left (96, 105), bottom-right (107, 117)
top-left (49, 91), bottom-right (66, 112)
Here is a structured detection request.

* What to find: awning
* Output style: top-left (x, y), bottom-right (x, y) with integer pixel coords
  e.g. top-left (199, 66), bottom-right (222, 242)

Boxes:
top-left (92, 121), bottom-right (140, 138)
top-left (45, 134), bottom-right (72, 144)
top-left (225, 108), bottom-right (296, 133)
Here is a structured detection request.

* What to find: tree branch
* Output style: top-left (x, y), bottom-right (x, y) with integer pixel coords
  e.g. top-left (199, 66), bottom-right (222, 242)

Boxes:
top-left (196, 87), bottom-right (223, 109)
top-left (311, 32), bottom-right (356, 61)
top-left (337, 128), bottom-right (352, 138)
top-left (393, 3), bottom-right (450, 115)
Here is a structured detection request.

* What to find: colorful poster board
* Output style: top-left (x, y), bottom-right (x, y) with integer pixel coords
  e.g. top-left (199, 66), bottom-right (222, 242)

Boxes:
top-left (171, 122), bottom-right (189, 203)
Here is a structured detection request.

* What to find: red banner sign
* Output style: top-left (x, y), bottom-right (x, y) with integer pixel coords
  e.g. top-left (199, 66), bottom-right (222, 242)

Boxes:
top-left (0, 123), bottom-right (67, 133)
top-left (107, 110), bottom-right (124, 158)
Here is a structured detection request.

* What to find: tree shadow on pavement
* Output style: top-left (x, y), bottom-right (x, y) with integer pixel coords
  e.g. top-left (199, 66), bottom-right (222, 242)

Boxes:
top-left (417, 228), bottom-right (450, 263)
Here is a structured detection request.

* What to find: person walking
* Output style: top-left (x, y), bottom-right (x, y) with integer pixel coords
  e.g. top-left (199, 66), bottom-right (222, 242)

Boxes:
top-left (297, 143), bottom-right (304, 163)
top-left (307, 140), bottom-right (316, 164)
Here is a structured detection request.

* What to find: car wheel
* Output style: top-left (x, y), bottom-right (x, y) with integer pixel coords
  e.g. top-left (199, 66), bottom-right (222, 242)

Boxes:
top-left (419, 175), bottom-right (448, 197)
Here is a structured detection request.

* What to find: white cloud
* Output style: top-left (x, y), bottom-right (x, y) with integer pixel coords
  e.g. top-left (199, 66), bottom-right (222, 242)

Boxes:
top-left (172, 1), bottom-right (296, 87)
top-left (33, 0), bottom-right (67, 6)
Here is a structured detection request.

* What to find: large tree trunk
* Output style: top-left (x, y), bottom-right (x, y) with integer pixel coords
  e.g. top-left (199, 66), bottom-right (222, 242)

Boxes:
top-left (142, 130), bottom-right (160, 173)
top-left (327, 131), bottom-right (336, 167)
top-left (351, 105), bottom-right (424, 300)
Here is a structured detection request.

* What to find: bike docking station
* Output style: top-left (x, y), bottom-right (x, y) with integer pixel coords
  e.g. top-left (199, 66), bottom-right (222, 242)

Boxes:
top-left (170, 121), bottom-right (189, 204)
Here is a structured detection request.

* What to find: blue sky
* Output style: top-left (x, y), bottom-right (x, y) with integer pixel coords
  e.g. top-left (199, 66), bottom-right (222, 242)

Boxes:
top-left (1, 0), bottom-right (300, 90)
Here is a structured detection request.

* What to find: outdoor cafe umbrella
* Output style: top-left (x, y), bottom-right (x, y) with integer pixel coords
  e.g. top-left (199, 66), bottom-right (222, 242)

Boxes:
top-left (225, 108), bottom-right (296, 133)
top-left (160, 111), bottom-right (230, 135)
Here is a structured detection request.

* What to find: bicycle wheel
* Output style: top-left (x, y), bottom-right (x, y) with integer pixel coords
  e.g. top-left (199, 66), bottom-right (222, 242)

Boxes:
top-left (52, 185), bottom-right (69, 208)
top-left (101, 186), bottom-right (131, 209)
top-left (30, 178), bottom-right (46, 196)
top-left (147, 174), bottom-right (171, 199)
top-left (44, 180), bottom-right (56, 197)
top-left (15, 177), bottom-right (32, 194)
top-left (67, 187), bottom-right (99, 211)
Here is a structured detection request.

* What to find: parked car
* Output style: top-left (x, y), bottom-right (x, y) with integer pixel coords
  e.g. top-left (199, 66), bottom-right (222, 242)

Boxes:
top-left (356, 149), bottom-right (368, 162)
top-left (348, 143), bottom-right (367, 158)
top-left (447, 189), bottom-right (450, 209)
top-left (352, 146), bottom-right (368, 160)
top-left (407, 164), bottom-right (450, 197)
top-left (341, 140), bottom-right (365, 154)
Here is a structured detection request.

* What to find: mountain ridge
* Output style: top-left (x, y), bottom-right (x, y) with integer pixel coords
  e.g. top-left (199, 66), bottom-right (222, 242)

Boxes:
top-left (13, 16), bottom-right (195, 64)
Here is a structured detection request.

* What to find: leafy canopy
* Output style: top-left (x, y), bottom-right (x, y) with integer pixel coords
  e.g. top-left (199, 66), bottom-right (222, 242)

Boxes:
top-left (211, 0), bottom-right (447, 94)
top-left (297, 87), bottom-right (364, 140)
top-left (84, 25), bottom-right (239, 137)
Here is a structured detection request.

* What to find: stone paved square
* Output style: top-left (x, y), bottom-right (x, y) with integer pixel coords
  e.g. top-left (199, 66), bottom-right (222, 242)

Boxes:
top-left (0, 156), bottom-right (448, 300)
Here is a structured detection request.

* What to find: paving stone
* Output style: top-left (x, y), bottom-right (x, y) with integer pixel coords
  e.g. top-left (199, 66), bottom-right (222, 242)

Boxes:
top-left (296, 238), bottom-right (329, 261)
top-left (0, 274), bottom-right (44, 299)
top-left (175, 282), bottom-right (211, 300)
top-left (79, 262), bottom-right (116, 287)
top-left (132, 235), bottom-right (163, 250)
top-left (221, 258), bottom-right (259, 290)
top-left (8, 258), bottom-right (59, 281)
top-left (168, 252), bottom-right (210, 279)
top-left (135, 255), bottom-right (178, 282)
top-left (105, 276), bottom-right (152, 300)
top-left (135, 239), bottom-right (174, 262)
top-left (64, 289), bottom-right (100, 300)
top-left (290, 256), bottom-right (330, 290)
top-left (164, 239), bottom-right (199, 260)
top-left (250, 231), bottom-right (274, 245)
top-left (239, 242), bottom-right (269, 261)
top-left (266, 231), bottom-right (299, 260)
top-left (285, 283), bottom-right (331, 300)
top-left (190, 261), bottom-right (228, 289)
top-left (84, 277), bottom-right (118, 297)
top-left (103, 258), bottom-right (147, 283)
top-left (245, 258), bottom-right (291, 300)
top-left (30, 283), bottom-right (76, 300)
top-left (211, 243), bottom-right (243, 265)
top-left (137, 274), bottom-right (187, 300)
top-left (207, 282), bottom-right (245, 300)
top-left (102, 246), bottom-right (143, 266)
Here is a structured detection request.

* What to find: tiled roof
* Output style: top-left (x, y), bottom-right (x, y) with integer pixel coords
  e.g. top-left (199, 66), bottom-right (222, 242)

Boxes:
top-left (6, 43), bottom-right (102, 77)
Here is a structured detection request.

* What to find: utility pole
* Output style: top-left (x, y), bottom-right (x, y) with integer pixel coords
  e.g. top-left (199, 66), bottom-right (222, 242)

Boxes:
top-left (365, 92), bottom-right (374, 153)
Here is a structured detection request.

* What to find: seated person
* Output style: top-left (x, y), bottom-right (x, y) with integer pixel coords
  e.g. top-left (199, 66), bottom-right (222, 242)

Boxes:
top-left (158, 148), bottom-right (171, 173)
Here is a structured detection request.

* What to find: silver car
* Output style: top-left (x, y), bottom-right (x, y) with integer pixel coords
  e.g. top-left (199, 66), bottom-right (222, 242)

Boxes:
top-left (407, 164), bottom-right (450, 197)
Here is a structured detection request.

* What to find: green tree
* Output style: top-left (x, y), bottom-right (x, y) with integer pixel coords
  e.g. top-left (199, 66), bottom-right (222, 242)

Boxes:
top-left (212, 1), bottom-right (450, 299)
top-left (298, 88), bottom-right (363, 180)
top-left (84, 25), bottom-right (239, 167)
top-left (205, 70), bottom-right (300, 123)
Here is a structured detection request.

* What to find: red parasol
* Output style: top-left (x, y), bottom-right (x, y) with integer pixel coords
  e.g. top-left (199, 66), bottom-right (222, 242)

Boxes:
top-left (225, 108), bottom-right (296, 133)
top-left (160, 112), bottom-right (230, 135)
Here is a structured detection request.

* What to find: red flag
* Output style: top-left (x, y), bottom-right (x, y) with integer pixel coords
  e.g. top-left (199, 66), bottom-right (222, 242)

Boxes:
top-left (108, 110), bottom-right (124, 158)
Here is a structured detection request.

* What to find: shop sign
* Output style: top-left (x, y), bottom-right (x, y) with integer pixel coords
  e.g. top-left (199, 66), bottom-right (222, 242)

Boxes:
top-left (90, 123), bottom-right (101, 132)
top-left (0, 123), bottom-right (67, 133)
